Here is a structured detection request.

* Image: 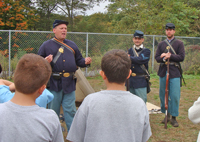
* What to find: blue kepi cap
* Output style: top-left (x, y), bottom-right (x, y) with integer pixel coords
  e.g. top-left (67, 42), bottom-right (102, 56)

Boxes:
top-left (53, 20), bottom-right (68, 28)
top-left (133, 30), bottom-right (144, 38)
top-left (165, 23), bottom-right (175, 29)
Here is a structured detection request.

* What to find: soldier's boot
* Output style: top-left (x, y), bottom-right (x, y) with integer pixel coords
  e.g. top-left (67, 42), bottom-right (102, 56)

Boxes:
top-left (161, 112), bottom-right (170, 124)
top-left (171, 116), bottom-right (179, 127)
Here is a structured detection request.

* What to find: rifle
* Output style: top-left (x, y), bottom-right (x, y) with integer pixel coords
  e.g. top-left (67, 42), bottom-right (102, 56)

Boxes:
top-left (164, 39), bottom-right (186, 87)
top-left (164, 46), bottom-right (170, 129)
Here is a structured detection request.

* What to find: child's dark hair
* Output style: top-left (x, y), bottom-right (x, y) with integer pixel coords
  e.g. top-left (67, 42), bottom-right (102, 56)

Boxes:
top-left (101, 49), bottom-right (131, 84)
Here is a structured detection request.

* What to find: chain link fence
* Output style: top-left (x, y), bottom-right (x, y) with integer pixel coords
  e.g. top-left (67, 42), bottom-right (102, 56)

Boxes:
top-left (0, 30), bottom-right (200, 78)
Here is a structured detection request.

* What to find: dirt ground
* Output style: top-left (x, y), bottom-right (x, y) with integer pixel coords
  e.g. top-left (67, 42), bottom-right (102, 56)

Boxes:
top-left (61, 76), bottom-right (200, 142)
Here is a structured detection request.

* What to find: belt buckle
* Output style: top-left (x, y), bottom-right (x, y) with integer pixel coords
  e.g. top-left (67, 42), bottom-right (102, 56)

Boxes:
top-left (63, 73), bottom-right (70, 77)
top-left (131, 73), bottom-right (136, 76)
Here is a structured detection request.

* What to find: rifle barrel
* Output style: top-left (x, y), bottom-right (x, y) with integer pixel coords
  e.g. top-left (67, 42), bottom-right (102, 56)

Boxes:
top-left (164, 56), bottom-right (170, 129)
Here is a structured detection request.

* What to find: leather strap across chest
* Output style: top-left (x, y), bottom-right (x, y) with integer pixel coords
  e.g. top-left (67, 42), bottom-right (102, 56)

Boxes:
top-left (51, 38), bottom-right (75, 64)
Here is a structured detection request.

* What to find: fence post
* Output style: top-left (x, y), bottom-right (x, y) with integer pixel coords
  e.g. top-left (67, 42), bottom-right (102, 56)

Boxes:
top-left (152, 35), bottom-right (155, 73)
top-left (8, 30), bottom-right (11, 78)
top-left (85, 33), bottom-right (88, 77)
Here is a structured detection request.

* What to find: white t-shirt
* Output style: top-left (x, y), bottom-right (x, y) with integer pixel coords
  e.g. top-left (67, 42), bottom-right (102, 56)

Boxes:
top-left (67, 90), bottom-right (152, 142)
top-left (0, 101), bottom-right (64, 142)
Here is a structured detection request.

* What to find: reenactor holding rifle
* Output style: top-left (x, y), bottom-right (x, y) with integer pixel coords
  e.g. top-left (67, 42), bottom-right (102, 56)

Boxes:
top-left (155, 23), bottom-right (185, 127)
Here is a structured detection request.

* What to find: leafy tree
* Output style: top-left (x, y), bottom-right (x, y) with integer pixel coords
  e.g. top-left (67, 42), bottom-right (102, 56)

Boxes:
top-left (22, 0), bottom-right (40, 30)
top-left (106, 0), bottom-right (200, 36)
top-left (34, 0), bottom-right (59, 31)
top-left (180, 0), bottom-right (200, 36)
top-left (0, 0), bottom-right (27, 30)
top-left (56, 0), bottom-right (110, 31)
top-left (73, 13), bottom-right (112, 33)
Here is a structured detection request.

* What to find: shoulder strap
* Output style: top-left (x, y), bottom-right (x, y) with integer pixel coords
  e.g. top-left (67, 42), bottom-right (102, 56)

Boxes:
top-left (132, 46), bottom-right (145, 56)
top-left (132, 47), bottom-right (150, 77)
top-left (164, 39), bottom-right (177, 55)
top-left (164, 39), bottom-right (186, 86)
top-left (51, 38), bottom-right (76, 64)
top-left (52, 46), bottom-right (64, 64)
top-left (51, 38), bottom-right (75, 55)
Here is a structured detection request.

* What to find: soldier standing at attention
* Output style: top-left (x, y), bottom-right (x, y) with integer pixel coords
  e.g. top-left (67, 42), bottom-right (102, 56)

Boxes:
top-left (38, 20), bottom-right (92, 131)
top-left (155, 23), bottom-right (185, 127)
top-left (128, 30), bottom-right (151, 103)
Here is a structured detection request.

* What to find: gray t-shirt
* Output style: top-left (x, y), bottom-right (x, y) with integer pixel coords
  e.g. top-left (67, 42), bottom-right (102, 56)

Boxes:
top-left (0, 101), bottom-right (64, 142)
top-left (67, 90), bottom-right (152, 142)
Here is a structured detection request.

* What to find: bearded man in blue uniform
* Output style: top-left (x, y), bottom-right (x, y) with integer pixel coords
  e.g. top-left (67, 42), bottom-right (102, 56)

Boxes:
top-left (155, 23), bottom-right (185, 127)
top-left (38, 20), bottom-right (92, 131)
top-left (128, 30), bottom-right (151, 103)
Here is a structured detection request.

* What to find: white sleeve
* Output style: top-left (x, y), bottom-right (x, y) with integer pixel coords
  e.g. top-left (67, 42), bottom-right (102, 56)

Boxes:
top-left (142, 106), bottom-right (152, 142)
top-left (66, 106), bottom-right (87, 142)
top-left (188, 96), bottom-right (200, 124)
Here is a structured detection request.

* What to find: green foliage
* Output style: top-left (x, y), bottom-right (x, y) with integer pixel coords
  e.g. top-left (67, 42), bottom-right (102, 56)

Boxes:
top-left (184, 46), bottom-right (200, 75)
top-left (86, 74), bottom-right (102, 80)
top-left (0, 0), bottom-right (28, 30)
top-left (186, 65), bottom-right (200, 75)
top-left (183, 74), bottom-right (200, 79)
top-left (0, 53), bottom-right (9, 72)
top-left (87, 52), bottom-right (105, 71)
top-left (105, 0), bottom-right (200, 36)
top-left (0, 52), bottom-right (21, 79)
top-left (73, 13), bottom-right (112, 33)
top-left (11, 54), bottom-right (20, 73)
top-left (1, 0), bottom-right (200, 36)
top-left (34, 0), bottom-right (58, 31)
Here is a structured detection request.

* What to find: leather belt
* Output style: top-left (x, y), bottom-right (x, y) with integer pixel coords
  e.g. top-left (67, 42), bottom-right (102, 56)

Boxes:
top-left (52, 72), bottom-right (74, 78)
top-left (131, 73), bottom-right (147, 77)
top-left (164, 61), bottom-right (179, 66)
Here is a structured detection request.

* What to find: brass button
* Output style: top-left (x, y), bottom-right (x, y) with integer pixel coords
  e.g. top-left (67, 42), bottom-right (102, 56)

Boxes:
top-left (63, 60), bottom-right (65, 62)
top-left (132, 66), bottom-right (134, 68)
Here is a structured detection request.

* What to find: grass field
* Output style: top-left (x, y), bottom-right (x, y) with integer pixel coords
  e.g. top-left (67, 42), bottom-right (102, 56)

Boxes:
top-left (62, 74), bottom-right (200, 142)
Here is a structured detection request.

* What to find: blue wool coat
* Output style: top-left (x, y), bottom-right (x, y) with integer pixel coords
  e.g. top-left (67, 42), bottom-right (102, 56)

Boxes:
top-left (38, 38), bottom-right (87, 94)
top-left (128, 47), bottom-right (151, 89)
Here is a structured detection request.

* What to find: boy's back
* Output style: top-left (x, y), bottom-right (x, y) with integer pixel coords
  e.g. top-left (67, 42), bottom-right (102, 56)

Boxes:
top-left (67, 49), bottom-right (152, 142)
top-left (0, 53), bottom-right (64, 142)
top-left (0, 101), bottom-right (63, 142)
top-left (68, 90), bottom-right (151, 142)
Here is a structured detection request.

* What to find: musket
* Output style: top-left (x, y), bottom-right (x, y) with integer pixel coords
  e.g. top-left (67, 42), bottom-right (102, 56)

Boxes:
top-left (164, 46), bottom-right (170, 129)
